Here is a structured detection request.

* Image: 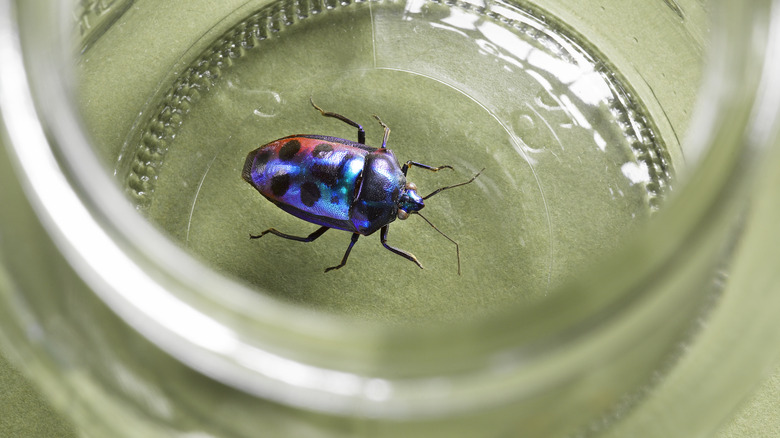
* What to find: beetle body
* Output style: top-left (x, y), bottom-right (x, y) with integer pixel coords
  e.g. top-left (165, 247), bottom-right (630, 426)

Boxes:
top-left (242, 100), bottom-right (479, 273)
top-left (242, 135), bottom-right (422, 236)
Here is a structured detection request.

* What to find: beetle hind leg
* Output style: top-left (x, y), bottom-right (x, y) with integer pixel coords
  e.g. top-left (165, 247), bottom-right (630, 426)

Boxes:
top-left (325, 233), bottom-right (361, 273)
top-left (249, 226), bottom-right (329, 242)
top-left (380, 226), bottom-right (423, 269)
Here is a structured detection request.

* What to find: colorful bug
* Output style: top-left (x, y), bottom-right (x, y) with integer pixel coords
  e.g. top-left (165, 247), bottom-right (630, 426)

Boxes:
top-left (242, 99), bottom-right (481, 273)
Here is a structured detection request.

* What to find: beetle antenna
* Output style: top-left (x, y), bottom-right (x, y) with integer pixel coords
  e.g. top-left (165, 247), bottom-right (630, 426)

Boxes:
top-left (415, 212), bottom-right (461, 275)
top-left (423, 168), bottom-right (484, 200)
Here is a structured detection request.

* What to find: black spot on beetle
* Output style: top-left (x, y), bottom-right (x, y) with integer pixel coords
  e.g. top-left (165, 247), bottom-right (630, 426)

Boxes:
top-left (256, 148), bottom-right (274, 166)
top-left (279, 140), bottom-right (301, 160)
top-left (247, 149), bottom-right (273, 178)
top-left (270, 173), bottom-right (291, 197)
top-left (330, 195), bottom-right (340, 204)
top-left (311, 162), bottom-right (340, 187)
top-left (312, 143), bottom-right (334, 158)
top-left (300, 181), bottom-right (321, 207)
top-left (337, 153), bottom-right (355, 177)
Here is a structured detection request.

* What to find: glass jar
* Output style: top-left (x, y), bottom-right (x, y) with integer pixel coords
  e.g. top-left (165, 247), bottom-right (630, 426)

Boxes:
top-left (1, 0), bottom-right (780, 437)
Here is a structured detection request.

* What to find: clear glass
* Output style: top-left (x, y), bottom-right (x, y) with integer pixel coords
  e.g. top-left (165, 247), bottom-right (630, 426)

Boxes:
top-left (1, 0), bottom-right (780, 437)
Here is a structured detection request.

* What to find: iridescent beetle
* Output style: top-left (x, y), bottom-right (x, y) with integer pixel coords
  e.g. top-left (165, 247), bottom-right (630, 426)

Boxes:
top-left (242, 99), bottom-right (481, 273)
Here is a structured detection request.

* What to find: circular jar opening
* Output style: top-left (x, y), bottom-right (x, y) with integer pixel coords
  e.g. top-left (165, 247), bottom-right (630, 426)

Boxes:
top-left (113, 0), bottom-right (676, 322)
top-left (2, 0), bottom-right (780, 437)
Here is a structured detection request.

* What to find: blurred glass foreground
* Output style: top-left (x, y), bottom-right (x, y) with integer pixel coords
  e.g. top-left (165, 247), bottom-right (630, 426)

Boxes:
top-left (2, 0), bottom-right (780, 437)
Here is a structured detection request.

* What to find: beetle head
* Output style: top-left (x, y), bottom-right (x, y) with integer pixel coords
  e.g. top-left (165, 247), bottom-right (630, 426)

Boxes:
top-left (397, 182), bottom-right (424, 220)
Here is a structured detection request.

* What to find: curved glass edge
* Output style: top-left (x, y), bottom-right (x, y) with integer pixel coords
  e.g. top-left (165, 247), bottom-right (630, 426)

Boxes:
top-left (606, 0), bottom-right (780, 434)
top-left (606, 143), bottom-right (780, 436)
top-left (76, 0), bottom-right (135, 54)
top-left (2, 0), bottom-right (780, 428)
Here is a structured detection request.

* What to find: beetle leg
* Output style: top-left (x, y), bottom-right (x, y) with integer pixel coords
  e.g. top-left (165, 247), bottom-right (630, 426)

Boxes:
top-left (325, 233), bottom-right (361, 273)
top-left (372, 115), bottom-right (390, 149)
top-left (249, 225), bottom-right (329, 242)
top-left (401, 161), bottom-right (454, 176)
top-left (380, 226), bottom-right (423, 269)
top-left (310, 98), bottom-right (366, 144)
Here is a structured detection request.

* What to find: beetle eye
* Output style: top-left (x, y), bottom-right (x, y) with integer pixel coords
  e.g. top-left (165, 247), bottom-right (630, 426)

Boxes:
top-left (405, 182), bottom-right (417, 191)
top-left (397, 209), bottom-right (409, 220)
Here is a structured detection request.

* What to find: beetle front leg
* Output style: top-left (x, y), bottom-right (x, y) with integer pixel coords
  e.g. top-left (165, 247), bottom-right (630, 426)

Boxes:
top-left (401, 161), bottom-right (454, 176)
top-left (325, 233), bottom-right (361, 273)
top-left (250, 225), bottom-right (329, 242)
top-left (380, 226), bottom-right (423, 269)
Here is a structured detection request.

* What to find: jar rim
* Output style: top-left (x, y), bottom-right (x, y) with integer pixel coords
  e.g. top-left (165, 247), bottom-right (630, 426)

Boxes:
top-left (3, 0), bottom-right (779, 418)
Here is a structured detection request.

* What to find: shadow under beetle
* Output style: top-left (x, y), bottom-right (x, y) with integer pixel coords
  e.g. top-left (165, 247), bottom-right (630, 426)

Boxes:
top-left (242, 99), bottom-right (482, 274)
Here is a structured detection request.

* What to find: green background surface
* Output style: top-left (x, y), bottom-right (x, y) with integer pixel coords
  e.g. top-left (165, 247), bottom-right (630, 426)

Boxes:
top-left (0, 351), bottom-right (77, 438)
top-left (2, 0), bottom-right (778, 436)
top-left (0, 346), bottom-right (778, 437)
